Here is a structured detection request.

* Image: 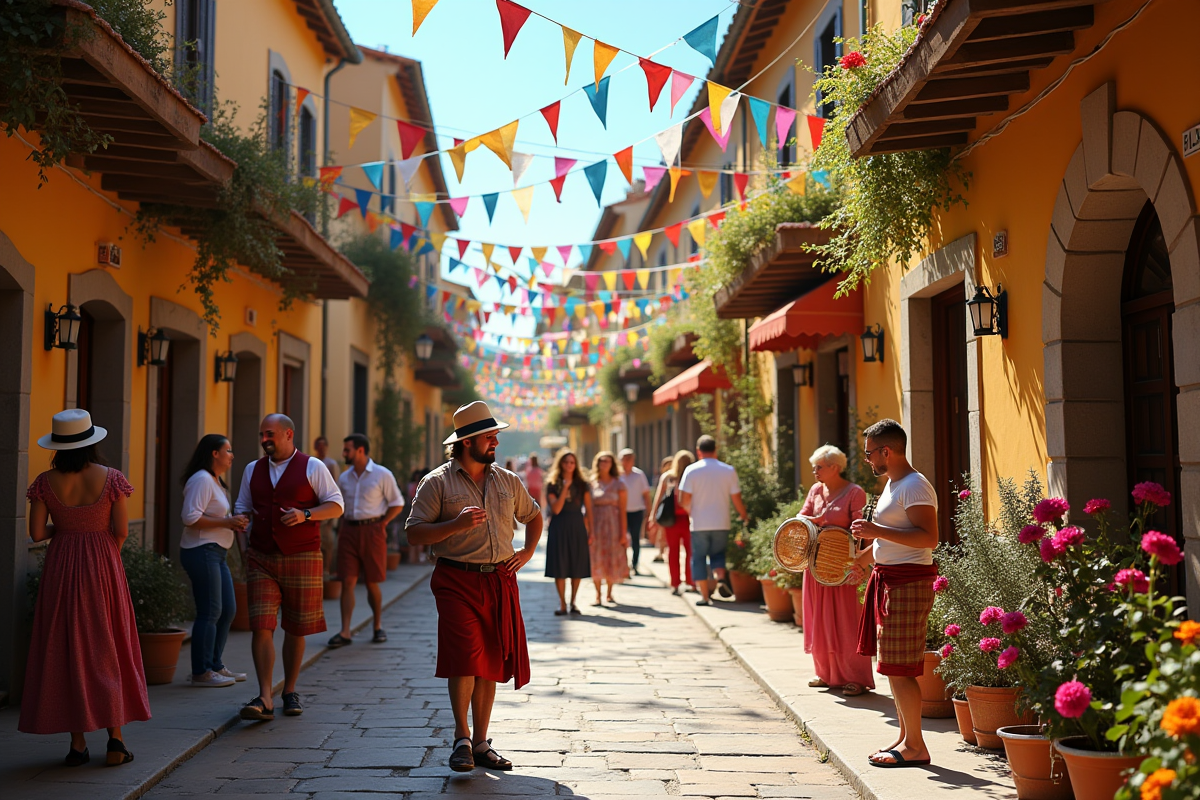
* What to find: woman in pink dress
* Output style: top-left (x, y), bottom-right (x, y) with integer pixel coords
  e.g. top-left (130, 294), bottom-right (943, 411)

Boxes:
top-left (21, 410), bottom-right (150, 766)
top-left (800, 445), bottom-right (875, 696)
top-left (588, 451), bottom-right (628, 606)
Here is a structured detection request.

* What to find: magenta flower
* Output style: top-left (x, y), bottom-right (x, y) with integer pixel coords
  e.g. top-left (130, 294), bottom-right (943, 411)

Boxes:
top-left (932, 576), bottom-right (949, 593)
top-left (979, 606), bottom-right (1005, 626)
top-left (1141, 531), bottom-right (1184, 565)
top-left (1052, 526), bottom-right (1085, 549)
top-left (940, 643), bottom-right (954, 658)
top-left (944, 624), bottom-right (961, 637)
top-left (1001, 611), bottom-right (1028, 635)
top-left (1018, 524), bottom-right (1045, 544)
top-left (1113, 568), bottom-right (1150, 594)
top-left (1083, 498), bottom-right (1111, 515)
top-left (1033, 498), bottom-right (1070, 524)
top-left (979, 637), bottom-right (1002, 653)
top-left (1039, 537), bottom-right (1065, 563)
top-left (1054, 681), bottom-right (1092, 718)
top-left (1132, 481), bottom-right (1171, 508)
top-left (958, 489), bottom-right (971, 500)
top-left (997, 646), bottom-right (1020, 670)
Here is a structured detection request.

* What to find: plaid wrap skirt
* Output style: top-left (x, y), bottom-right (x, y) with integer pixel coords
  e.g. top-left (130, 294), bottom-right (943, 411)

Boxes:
top-left (247, 549), bottom-right (326, 636)
top-left (857, 563), bottom-right (937, 677)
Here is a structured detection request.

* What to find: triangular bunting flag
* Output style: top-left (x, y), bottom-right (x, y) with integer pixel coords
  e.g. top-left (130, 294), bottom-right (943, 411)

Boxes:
top-left (614, 146), bottom-right (633, 185)
top-left (481, 243), bottom-right (495, 263)
top-left (708, 211), bottom-right (725, 228)
top-left (583, 77), bottom-right (610, 128)
top-left (682, 15), bottom-right (720, 64)
top-left (550, 174), bottom-right (568, 202)
top-left (448, 144), bottom-right (468, 182)
top-left (670, 72), bottom-right (695, 116)
top-left (577, 244), bottom-right (592, 263)
top-left (655, 124), bottom-right (683, 167)
top-left (508, 246), bottom-right (523, 263)
top-left (686, 218), bottom-right (707, 248)
top-left (621, 270), bottom-right (636, 289)
top-left (639, 58), bottom-right (672, 111)
top-left (664, 222), bottom-right (682, 247)
top-left (668, 166), bottom-right (682, 202)
top-left (557, 245), bottom-right (573, 264)
top-left (707, 82), bottom-right (733, 134)
top-left (593, 40), bottom-right (620, 85)
top-left (561, 26), bottom-right (583, 84)
top-left (397, 120), bottom-right (427, 159)
top-left (598, 241), bottom-right (617, 255)
top-left (540, 101), bottom-right (560, 143)
top-left (531, 246), bottom-right (547, 262)
top-left (633, 232), bottom-right (652, 259)
top-left (354, 188), bottom-right (372, 218)
top-left (699, 107), bottom-right (732, 152)
top-left (397, 155), bottom-right (422, 188)
top-left (719, 91), bottom-right (741, 137)
top-left (348, 107), bottom-right (376, 148)
top-left (734, 172), bottom-right (749, 201)
top-left (602, 271), bottom-right (618, 291)
top-left (449, 196), bottom-right (469, 216)
top-left (775, 107), bottom-right (797, 151)
top-left (318, 165), bottom-right (342, 184)
top-left (293, 88), bottom-right (309, 117)
top-left (430, 232), bottom-right (447, 253)
top-left (636, 269), bottom-right (650, 289)
top-left (456, 238), bottom-right (470, 258)
top-left (616, 240), bottom-right (632, 261)
top-left (415, 201), bottom-right (434, 228)
top-left (337, 195), bottom-right (357, 218)
top-left (583, 159), bottom-right (607, 206)
top-left (480, 120), bottom-right (519, 169)
top-left (412, 0), bottom-right (439, 33)
top-left (697, 170), bottom-right (718, 198)
top-left (747, 97), bottom-right (770, 146)
top-left (807, 115), bottom-right (827, 151)
top-left (642, 166), bottom-right (666, 194)
top-left (379, 193), bottom-right (393, 215)
top-left (512, 185), bottom-right (534, 222)
top-left (511, 151), bottom-right (534, 186)
top-left (496, 0), bottom-right (532, 58)
top-left (482, 193), bottom-right (499, 223)
top-left (390, 226), bottom-right (404, 250)
top-left (811, 170), bottom-right (831, 188)
top-left (361, 162), bottom-right (384, 190)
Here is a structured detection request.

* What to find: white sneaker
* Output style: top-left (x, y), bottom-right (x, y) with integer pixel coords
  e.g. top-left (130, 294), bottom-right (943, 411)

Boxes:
top-left (216, 667), bottom-right (247, 682)
top-left (190, 670), bottom-right (235, 687)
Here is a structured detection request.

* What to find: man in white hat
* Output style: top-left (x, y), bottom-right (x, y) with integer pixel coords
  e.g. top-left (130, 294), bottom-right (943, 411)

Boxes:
top-left (406, 401), bottom-right (543, 774)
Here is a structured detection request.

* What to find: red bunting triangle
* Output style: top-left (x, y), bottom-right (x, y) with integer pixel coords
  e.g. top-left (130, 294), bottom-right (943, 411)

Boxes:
top-left (454, 137), bottom-right (464, 147)
top-left (708, 211), bottom-right (726, 228)
top-left (614, 146), bottom-right (633, 185)
top-left (540, 101), bottom-right (561, 143)
top-left (545, 307), bottom-right (557, 325)
top-left (638, 58), bottom-right (672, 111)
top-left (733, 172), bottom-right (749, 201)
top-left (496, 0), bottom-right (532, 58)
top-left (456, 238), bottom-right (470, 259)
top-left (336, 196), bottom-right (357, 218)
top-left (507, 276), bottom-right (518, 293)
top-left (550, 174), bottom-right (568, 202)
top-left (664, 222), bottom-right (682, 247)
top-left (507, 246), bottom-right (522, 263)
top-left (807, 115), bottom-right (827, 151)
top-left (598, 241), bottom-right (617, 255)
top-left (621, 271), bottom-right (636, 290)
top-left (400, 222), bottom-right (418, 240)
top-left (396, 120), bottom-right (427, 159)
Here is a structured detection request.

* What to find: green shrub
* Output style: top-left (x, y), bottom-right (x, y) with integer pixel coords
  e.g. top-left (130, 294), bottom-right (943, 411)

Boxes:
top-left (121, 542), bottom-right (192, 633)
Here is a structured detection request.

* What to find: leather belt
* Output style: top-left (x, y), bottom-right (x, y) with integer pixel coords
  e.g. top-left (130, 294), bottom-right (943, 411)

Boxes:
top-left (438, 558), bottom-right (501, 573)
top-left (343, 516), bottom-right (383, 526)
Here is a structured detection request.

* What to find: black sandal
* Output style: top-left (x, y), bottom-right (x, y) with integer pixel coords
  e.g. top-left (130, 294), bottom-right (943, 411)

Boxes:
top-left (554, 608), bottom-right (568, 616)
top-left (372, 629), bottom-right (387, 643)
top-left (64, 747), bottom-right (89, 767)
top-left (449, 737), bottom-right (475, 772)
top-left (240, 697), bottom-right (274, 721)
top-left (473, 739), bottom-right (513, 771)
top-left (282, 691), bottom-right (303, 716)
top-left (327, 633), bottom-right (352, 648)
top-left (106, 738), bottom-right (134, 767)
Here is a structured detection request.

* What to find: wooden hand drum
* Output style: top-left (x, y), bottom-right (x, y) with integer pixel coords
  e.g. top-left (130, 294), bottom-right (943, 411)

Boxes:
top-left (773, 518), bottom-right (859, 586)
top-left (773, 517), bottom-right (819, 574)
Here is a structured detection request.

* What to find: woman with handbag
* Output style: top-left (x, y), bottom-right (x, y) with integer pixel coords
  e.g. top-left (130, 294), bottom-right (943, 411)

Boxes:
top-left (651, 450), bottom-right (694, 595)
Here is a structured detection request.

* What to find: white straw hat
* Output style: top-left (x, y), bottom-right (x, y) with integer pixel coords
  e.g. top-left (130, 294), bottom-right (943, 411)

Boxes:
top-left (443, 401), bottom-right (509, 445)
top-left (37, 408), bottom-right (108, 450)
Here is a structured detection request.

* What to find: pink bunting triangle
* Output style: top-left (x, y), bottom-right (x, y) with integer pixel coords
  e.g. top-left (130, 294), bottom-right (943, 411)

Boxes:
top-left (557, 245), bottom-right (573, 264)
top-left (670, 71), bottom-right (694, 114)
top-left (449, 196), bottom-right (469, 216)
top-left (775, 107), bottom-right (797, 150)
top-left (642, 166), bottom-right (666, 194)
top-left (542, 262), bottom-right (555, 277)
top-left (699, 107), bottom-right (732, 152)
top-left (554, 156), bottom-right (576, 178)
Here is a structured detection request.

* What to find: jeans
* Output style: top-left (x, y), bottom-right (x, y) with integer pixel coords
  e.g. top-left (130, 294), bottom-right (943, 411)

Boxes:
top-left (179, 543), bottom-right (236, 676)
top-left (690, 529), bottom-right (729, 584)
top-left (626, 510), bottom-right (645, 568)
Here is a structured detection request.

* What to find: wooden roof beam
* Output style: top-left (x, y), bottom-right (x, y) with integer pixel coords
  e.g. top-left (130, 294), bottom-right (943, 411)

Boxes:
top-left (867, 132), bottom-right (970, 153)
top-left (913, 72), bottom-right (1030, 102)
top-left (901, 95), bottom-right (1011, 120)
top-left (966, 5), bottom-right (1094, 40)
top-left (937, 31), bottom-right (1076, 70)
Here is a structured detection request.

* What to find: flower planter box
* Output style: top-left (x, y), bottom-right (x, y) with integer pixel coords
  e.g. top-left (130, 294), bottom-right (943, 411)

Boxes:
top-left (230, 581), bottom-right (250, 631)
top-left (917, 651), bottom-right (954, 718)
top-left (760, 578), bottom-right (794, 623)
top-left (138, 629), bottom-right (186, 685)
top-left (997, 725), bottom-right (1073, 800)
top-left (386, 552), bottom-right (401, 570)
top-left (953, 697), bottom-right (977, 745)
top-left (788, 587), bottom-right (803, 628)
top-left (966, 685), bottom-right (1035, 749)
top-left (323, 579), bottom-right (342, 600)
top-left (729, 570), bottom-right (762, 603)
top-left (1053, 736), bottom-right (1143, 800)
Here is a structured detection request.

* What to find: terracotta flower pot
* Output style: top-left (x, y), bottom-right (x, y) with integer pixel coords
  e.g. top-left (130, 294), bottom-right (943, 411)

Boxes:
top-left (323, 579), bottom-right (342, 600)
top-left (1053, 736), bottom-right (1144, 800)
top-left (953, 697), bottom-right (978, 745)
top-left (386, 552), bottom-right (401, 570)
top-left (760, 578), bottom-right (794, 622)
top-left (998, 725), bottom-right (1073, 800)
top-left (916, 652), bottom-right (954, 718)
top-left (729, 570), bottom-right (763, 603)
top-left (230, 581), bottom-right (250, 631)
top-left (138, 629), bottom-right (187, 685)
top-left (788, 587), bottom-right (804, 628)
top-left (966, 685), bottom-right (1036, 749)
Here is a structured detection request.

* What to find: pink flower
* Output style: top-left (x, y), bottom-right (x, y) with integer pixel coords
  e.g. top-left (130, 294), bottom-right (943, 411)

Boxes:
top-left (1001, 611), bottom-right (1028, 635)
top-left (769, 569), bottom-right (778, 577)
top-left (940, 643), bottom-right (954, 658)
top-left (839, 51), bottom-right (867, 70)
top-left (1113, 568), bottom-right (1150, 594)
top-left (997, 646), bottom-right (1020, 670)
top-left (932, 575), bottom-right (949, 593)
top-left (979, 637), bottom-right (1002, 653)
top-left (958, 489), bottom-right (971, 500)
top-left (1040, 537), bottom-right (1065, 563)
top-left (1054, 680), bottom-right (1092, 718)
top-left (944, 624), bottom-right (961, 637)
top-left (1084, 498), bottom-right (1111, 515)
top-left (1132, 482), bottom-right (1171, 508)
top-left (1141, 531), bottom-right (1184, 566)
top-left (1033, 498), bottom-right (1070, 524)
top-left (1052, 526), bottom-right (1085, 549)
top-left (979, 606), bottom-right (1005, 626)
top-left (1018, 525), bottom-right (1046, 544)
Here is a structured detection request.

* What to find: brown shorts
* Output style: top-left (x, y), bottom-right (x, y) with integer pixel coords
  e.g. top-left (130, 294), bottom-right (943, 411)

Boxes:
top-left (246, 549), bottom-right (326, 636)
top-left (876, 578), bottom-right (935, 677)
top-left (337, 522), bottom-right (387, 583)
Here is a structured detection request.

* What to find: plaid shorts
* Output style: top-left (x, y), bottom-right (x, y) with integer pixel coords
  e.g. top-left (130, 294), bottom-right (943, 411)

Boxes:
top-left (246, 549), bottom-right (326, 636)
top-left (876, 578), bottom-right (934, 677)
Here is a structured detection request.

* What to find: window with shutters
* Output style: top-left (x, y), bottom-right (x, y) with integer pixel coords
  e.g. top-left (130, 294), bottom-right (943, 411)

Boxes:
top-left (175, 0), bottom-right (216, 114)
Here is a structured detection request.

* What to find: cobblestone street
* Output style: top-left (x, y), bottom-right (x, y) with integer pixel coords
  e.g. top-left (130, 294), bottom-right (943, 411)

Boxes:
top-left (144, 550), bottom-right (857, 799)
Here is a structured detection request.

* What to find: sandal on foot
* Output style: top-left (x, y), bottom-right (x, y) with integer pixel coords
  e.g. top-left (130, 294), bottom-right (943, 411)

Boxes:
top-left (327, 633), bottom-right (352, 648)
top-left (372, 629), bottom-right (387, 643)
top-left (106, 738), bottom-right (134, 767)
top-left (449, 737), bottom-right (475, 772)
top-left (570, 605), bottom-right (581, 615)
top-left (554, 608), bottom-right (568, 616)
top-left (282, 692), bottom-right (303, 716)
top-left (842, 683), bottom-right (866, 697)
top-left (240, 697), bottom-right (274, 721)
top-left (473, 739), bottom-right (513, 771)
top-left (869, 749), bottom-right (930, 768)
top-left (808, 677), bottom-right (829, 688)
top-left (64, 747), bottom-right (89, 767)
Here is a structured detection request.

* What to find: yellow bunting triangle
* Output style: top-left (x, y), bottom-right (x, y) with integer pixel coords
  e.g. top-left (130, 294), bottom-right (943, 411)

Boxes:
top-left (697, 170), bottom-right (718, 198)
top-left (593, 40), bottom-right (620, 85)
top-left (430, 232), bottom-right (447, 253)
top-left (628, 331), bottom-right (639, 346)
top-left (412, 192), bottom-right (436, 203)
top-left (787, 172), bottom-right (807, 195)
top-left (449, 144), bottom-right (468, 182)
top-left (482, 243), bottom-right (495, 263)
top-left (635, 269), bottom-right (650, 289)
top-left (686, 219), bottom-right (707, 248)
top-left (480, 120), bottom-right (519, 169)
top-left (491, 261), bottom-right (503, 274)
top-left (562, 26), bottom-right (583, 84)
top-left (707, 82), bottom-right (733, 134)
top-left (412, 0), bottom-right (439, 33)
top-left (465, 299), bottom-right (481, 312)
top-left (668, 267), bottom-right (682, 287)
top-left (301, 176), bottom-right (316, 188)
top-left (633, 232), bottom-right (653, 259)
top-left (574, 304), bottom-right (588, 320)
top-left (529, 246), bottom-right (546, 263)
top-left (348, 107), bottom-right (377, 148)
top-left (512, 185), bottom-right (534, 223)
top-left (668, 165), bottom-right (682, 202)
top-left (602, 271), bottom-right (618, 291)
top-left (463, 137), bottom-right (482, 153)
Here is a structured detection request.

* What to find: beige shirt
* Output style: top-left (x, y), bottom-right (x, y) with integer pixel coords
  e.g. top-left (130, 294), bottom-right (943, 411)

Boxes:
top-left (405, 459), bottom-right (541, 563)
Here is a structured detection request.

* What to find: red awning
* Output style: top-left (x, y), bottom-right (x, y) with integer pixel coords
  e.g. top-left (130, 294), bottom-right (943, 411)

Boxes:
top-left (747, 278), bottom-right (863, 352)
top-left (653, 360), bottom-right (731, 406)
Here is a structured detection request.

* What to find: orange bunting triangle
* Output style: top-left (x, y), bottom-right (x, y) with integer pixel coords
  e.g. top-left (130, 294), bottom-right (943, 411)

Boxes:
top-left (697, 170), bottom-right (718, 198)
top-left (480, 120), bottom-right (519, 169)
top-left (293, 88), bottom-right (309, 117)
top-left (348, 107), bottom-right (377, 148)
top-left (593, 40), bottom-right (620, 86)
top-left (614, 146), bottom-right (633, 185)
top-left (561, 26), bottom-right (583, 85)
top-left (412, 0), bottom-right (439, 34)
top-left (668, 166), bottom-right (682, 202)
top-left (449, 143), bottom-right (468, 182)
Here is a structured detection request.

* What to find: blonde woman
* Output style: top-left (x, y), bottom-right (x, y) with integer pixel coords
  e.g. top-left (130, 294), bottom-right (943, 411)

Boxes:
top-left (588, 451), bottom-right (628, 605)
top-left (543, 449), bottom-right (593, 615)
top-left (801, 444), bottom-right (874, 696)
top-left (651, 450), bottom-right (695, 594)
top-left (646, 455), bottom-right (674, 562)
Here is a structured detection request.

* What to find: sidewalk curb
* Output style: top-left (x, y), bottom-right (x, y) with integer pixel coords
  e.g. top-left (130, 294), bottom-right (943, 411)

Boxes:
top-left (121, 567), bottom-right (432, 800)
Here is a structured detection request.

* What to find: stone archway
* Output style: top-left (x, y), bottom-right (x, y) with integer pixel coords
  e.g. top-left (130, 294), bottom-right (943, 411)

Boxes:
top-left (1043, 82), bottom-right (1200, 614)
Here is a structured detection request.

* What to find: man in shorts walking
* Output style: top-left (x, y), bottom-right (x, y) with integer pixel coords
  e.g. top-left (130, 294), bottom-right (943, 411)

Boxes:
top-left (678, 435), bottom-right (748, 606)
top-left (235, 414), bottom-right (343, 720)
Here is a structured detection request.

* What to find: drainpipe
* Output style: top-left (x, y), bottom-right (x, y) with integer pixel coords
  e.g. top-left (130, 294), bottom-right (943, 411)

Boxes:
top-left (319, 58), bottom-right (349, 439)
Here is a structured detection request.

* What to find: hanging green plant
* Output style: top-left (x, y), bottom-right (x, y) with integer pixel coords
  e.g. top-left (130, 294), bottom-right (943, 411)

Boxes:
top-left (341, 232), bottom-right (427, 374)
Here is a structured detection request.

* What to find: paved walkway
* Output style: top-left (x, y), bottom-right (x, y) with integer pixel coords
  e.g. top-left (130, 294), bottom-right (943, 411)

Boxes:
top-left (135, 548), bottom-right (856, 799)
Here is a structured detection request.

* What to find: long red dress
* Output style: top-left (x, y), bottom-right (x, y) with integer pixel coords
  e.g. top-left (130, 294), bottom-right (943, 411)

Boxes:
top-left (20, 468), bottom-right (151, 734)
top-left (800, 482), bottom-right (875, 690)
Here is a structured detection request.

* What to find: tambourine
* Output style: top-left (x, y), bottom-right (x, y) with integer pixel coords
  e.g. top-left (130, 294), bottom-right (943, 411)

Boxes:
top-left (773, 517), bottom-right (860, 586)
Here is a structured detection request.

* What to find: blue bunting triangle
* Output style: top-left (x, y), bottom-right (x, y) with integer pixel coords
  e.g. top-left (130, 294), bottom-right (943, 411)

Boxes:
top-left (449, 258), bottom-right (464, 272)
top-left (583, 77), bottom-right (611, 128)
top-left (577, 244), bottom-right (593, 263)
top-left (583, 160), bottom-right (607, 206)
top-left (361, 162), bottom-right (384, 190)
top-left (426, 285), bottom-right (437, 300)
top-left (417, 239), bottom-right (435, 257)
top-left (811, 170), bottom-right (831, 188)
top-left (747, 97), bottom-right (771, 147)
top-left (616, 239), bottom-right (632, 261)
top-left (389, 227), bottom-right (404, 250)
top-left (494, 274), bottom-right (507, 291)
top-left (354, 188), bottom-right (372, 218)
top-left (483, 192), bottom-right (499, 223)
top-left (683, 15), bottom-right (720, 64)
top-left (415, 201), bottom-right (435, 228)
top-left (380, 194), bottom-right (394, 215)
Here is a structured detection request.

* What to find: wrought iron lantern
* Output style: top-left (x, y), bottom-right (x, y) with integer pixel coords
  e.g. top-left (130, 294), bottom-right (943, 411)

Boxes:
top-left (43, 303), bottom-right (82, 351)
top-left (623, 382), bottom-right (640, 403)
top-left (860, 324), bottom-right (885, 363)
top-left (415, 333), bottom-right (435, 361)
top-left (967, 284), bottom-right (1008, 338)
top-left (137, 327), bottom-right (170, 367)
top-left (215, 351), bottom-right (239, 383)
top-left (791, 362), bottom-right (813, 387)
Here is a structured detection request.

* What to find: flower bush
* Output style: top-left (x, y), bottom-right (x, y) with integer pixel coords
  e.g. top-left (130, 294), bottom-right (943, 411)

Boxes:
top-left (121, 540), bottom-right (193, 633)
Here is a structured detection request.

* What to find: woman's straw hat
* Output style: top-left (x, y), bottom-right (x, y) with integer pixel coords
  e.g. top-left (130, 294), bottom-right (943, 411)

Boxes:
top-left (37, 409), bottom-right (108, 451)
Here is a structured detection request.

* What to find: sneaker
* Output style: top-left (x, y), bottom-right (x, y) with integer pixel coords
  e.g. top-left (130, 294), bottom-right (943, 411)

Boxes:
top-left (696, 598), bottom-right (713, 606)
top-left (190, 670), bottom-right (235, 687)
top-left (216, 667), bottom-right (247, 682)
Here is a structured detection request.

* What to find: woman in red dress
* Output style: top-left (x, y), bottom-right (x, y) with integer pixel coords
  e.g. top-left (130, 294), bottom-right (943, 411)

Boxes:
top-left (21, 409), bottom-right (150, 766)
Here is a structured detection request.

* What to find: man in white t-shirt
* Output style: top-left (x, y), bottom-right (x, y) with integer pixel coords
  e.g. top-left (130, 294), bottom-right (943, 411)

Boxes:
top-left (678, 435), bottom-right (748, 607)
top-left (849, 419), bottom-right (939, 769)
top-left (618, 448), bottom-right (652, 573)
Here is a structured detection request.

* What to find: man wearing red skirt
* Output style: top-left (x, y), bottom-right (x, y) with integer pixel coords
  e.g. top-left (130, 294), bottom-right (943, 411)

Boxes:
top-left (406, 402), bottom-right (543, 773)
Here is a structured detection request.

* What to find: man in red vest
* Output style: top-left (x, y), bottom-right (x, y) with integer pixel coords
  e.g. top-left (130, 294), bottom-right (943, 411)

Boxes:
top-left (234, 414), bottom-right (343, 721)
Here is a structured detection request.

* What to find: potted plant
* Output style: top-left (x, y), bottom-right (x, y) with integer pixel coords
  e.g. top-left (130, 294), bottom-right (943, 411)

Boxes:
top-left (725, 532), bottom-right (763, 603)
top-left (121, 541), bottom-right (192, 685)
top-left (919, 582), bottom-right (953, 719)
top-left (760, 568), bottom-right (795, 623)
top-left (771, 566), bottom-right (804, 628)
top-left (227, 544), bottom-right (250, 631)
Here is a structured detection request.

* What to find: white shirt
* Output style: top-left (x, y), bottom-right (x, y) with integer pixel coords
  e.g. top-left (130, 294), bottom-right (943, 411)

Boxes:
top-left (620, 467), bottom-right (652, 512)
top-left (872, 470), bottom-right (938, 565)
top-left (233, 451), bottom-right (343, 516)
top-left (180, 470), bottom-right (234, 549)
top-left (338, 458), bottom-right (404, 521)
top-left (678, 458), bottom-right (741, 531)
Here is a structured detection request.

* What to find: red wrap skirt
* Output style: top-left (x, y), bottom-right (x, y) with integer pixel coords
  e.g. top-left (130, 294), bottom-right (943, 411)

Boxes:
top-left (431, 561), bottom-right (530, 689)
top-left (856, 562), bottom-right (938, 677)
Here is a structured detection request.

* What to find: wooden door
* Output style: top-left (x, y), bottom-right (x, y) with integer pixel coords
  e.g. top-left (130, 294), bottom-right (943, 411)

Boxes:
top-left (931, 285), bottom-right (969, 544)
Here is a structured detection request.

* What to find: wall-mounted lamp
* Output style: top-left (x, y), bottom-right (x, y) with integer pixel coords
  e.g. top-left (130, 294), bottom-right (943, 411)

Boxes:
top-left (623, 382), bottom-right (640, 404)
top-left (860, 324), bottom-right (885, 363)
top-left (415, 333), bottom-right (434, 361)
top-left (967, 284), bottom-right (1008, 338)
top-left (215, 350), bottom-right (239, 383)
top-left (791, 362), bottom-right (813, 387)
top-left (44, 303), bottom-right (82, 351)
top-left (137, 327), bottom-right (170, 367)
